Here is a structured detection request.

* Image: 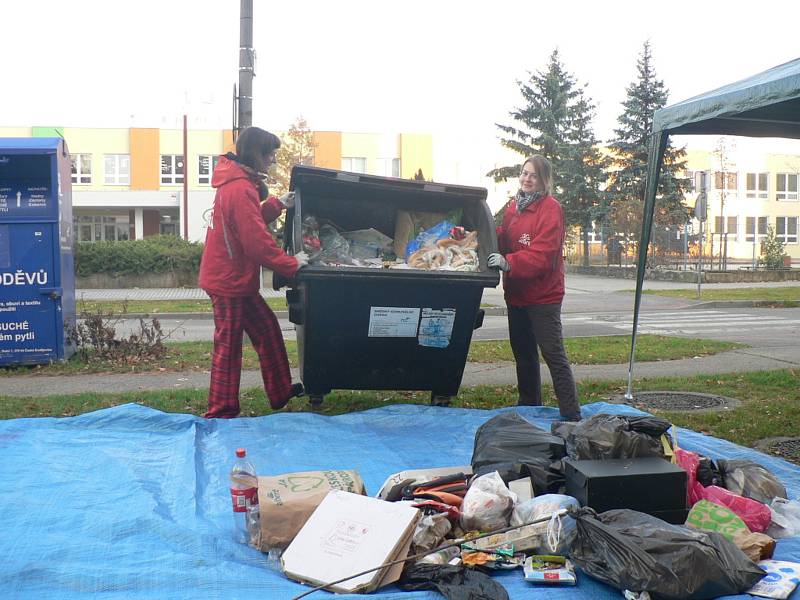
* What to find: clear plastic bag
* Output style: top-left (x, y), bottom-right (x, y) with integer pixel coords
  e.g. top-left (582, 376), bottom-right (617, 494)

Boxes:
top-left (460, 471), bottom-right (516, 532)
top-left (411, 512), bottom-right (452, 554)
top-left (510, 494), bottom-right (580, 554)
top-left (766, 497), bottom-right (800, 539)
top-left (316, 224), bottom-right (353, 264)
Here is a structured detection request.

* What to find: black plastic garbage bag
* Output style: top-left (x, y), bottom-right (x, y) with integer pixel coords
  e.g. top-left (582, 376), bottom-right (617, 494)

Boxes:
top-left (569, 508), bottom-right (765, 600)
top-left (717, 459), bottom-right (788, 504)
top-left (471, 412), bottom-right (566, 493)
top-left (696, 455), bottom-right (723, 487)
top-left (398, 564), bottom-right (509, 600)
top-left (552, 413), bottom-right (671, 460)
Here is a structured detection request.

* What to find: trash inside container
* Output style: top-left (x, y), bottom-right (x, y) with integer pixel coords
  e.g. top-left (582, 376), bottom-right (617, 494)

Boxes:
top-left (277, 166), bottom-right (500, 407)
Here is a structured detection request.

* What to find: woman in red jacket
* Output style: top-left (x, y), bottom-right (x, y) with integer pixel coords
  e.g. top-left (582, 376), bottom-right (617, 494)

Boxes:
top-left (488, 155), bottom-right (581, 421)
top-left (199, 127), bottom-right (309, 418)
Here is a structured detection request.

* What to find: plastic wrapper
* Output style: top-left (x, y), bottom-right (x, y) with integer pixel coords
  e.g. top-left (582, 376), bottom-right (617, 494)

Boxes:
top-left (685, 499), bottom-right (749, 541)
top-left (569, 508), bottom-right (766, 600)
top-left (746, 560), bottom-right (800, 599)
top-left (315, 224), bottom-right (353, 264)
top-left (766, 497), bottom-right (800, 539)
top-left (300, 215), bottom-right (322, 256)
top-left (676, 448), bottom-right (703, 505)
top-left (717, 459), bottom-right (788, 505)
top-left (341, 228), bottom-right (393, 260)
top-left (553, 413), bottom-right (671, 460)
top-left (405, 219), bottom-right (455, 258)
top-left (471, 412), bottom-right (566, 494)
top-left (459, 471), bottom-right (516, 532)
top-left (411, 512), bottom-right (452, 554)
top-left (698, 485), bottom-right (772, 533)
top-left (393, 210), bottom-right (449, 258)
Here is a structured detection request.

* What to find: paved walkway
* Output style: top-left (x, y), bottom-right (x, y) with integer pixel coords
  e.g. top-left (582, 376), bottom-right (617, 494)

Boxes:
top-left (2, 345), bottom-right (797, 398)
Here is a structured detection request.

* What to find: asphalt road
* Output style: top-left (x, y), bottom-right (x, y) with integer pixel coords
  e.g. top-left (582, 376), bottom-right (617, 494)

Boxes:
top-left (120, 305), bottom-right (800, 348)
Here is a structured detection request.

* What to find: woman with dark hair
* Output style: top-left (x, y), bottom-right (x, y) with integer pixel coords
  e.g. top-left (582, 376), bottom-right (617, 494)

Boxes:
top-left (488, 155), bottom-right (581, 421)
top-left (199, 126), bottom-right (309, 418)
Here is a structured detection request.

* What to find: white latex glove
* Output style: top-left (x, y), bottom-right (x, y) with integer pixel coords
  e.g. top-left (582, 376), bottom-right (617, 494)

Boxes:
top-left (294, 250), bottom-right (309, 268)
top-left (279, 191), bottom-right (295, 209)
top-left (487, 253), bottom-right (510, 272)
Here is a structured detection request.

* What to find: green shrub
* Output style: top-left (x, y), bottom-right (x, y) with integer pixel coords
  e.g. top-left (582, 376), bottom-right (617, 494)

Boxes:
top-left (75, 235), bottom-right (204, 277)
top-left (759, 226), bottom-right (787, 270)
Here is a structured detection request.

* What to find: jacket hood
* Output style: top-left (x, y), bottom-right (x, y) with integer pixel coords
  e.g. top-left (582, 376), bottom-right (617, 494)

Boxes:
top-left (211, 155), bottom-right (251, 189)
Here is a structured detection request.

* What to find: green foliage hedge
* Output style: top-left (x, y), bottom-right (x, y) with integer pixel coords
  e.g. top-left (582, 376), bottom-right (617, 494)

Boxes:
top-left (75, 235), bottom-right (204, 277)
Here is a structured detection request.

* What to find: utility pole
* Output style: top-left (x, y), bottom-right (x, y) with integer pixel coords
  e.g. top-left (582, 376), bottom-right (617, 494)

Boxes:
top-left (236, 0), bottom-right (254, 138)
top-left (695, 172), bottom-right (708, 300)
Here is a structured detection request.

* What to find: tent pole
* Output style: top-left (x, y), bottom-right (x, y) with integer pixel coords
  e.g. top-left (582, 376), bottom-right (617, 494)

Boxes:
top-left (625, 131), bottom-right (669, 400)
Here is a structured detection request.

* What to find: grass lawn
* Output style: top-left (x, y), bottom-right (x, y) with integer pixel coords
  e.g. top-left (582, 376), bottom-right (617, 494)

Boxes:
top-left (1, 370), bottom-right (797, 452)
top-left (75, 297), bottom-right (288, 314)
top-left (642, 286), bottom-right (800, 305)
top-left (0, 335), bottom-right (742, 377)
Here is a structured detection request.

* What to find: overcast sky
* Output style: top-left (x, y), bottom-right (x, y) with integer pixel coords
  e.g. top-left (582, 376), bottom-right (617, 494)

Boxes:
top-left (3, 0), bottom-right (799, 177)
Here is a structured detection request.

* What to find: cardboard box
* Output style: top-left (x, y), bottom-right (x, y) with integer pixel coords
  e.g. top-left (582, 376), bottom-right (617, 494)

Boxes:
top-left (564, 457), bottom-right (687, 523)
top-left (281, 490), bottom-right (420, 594)
top-left (257, 470), bottom-right (365, 550)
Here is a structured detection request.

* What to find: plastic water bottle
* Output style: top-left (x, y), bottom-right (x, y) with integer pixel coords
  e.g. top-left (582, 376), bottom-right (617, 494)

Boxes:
top-left (230, 448), bottom-right (258, 544)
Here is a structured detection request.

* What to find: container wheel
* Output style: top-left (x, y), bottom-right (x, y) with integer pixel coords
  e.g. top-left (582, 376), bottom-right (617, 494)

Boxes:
top-left (308, 395), bottom-right (324, 410)
top-left (430, 393), bottom-right (451, 407)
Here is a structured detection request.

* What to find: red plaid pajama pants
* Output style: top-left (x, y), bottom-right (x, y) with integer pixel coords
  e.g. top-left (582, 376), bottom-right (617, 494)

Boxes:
top-left (205, 293), bottom-right (293, 418)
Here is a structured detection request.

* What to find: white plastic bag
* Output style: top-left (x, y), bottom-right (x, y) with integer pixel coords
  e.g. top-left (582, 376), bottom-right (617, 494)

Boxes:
top-left (460, 471), bottom-right (516, 532)
top-left (766, 497), bottom-right (800, 539)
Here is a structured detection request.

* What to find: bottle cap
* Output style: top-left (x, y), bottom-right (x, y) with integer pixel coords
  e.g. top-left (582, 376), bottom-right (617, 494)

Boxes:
top-left (236, 448), bottom-right (246, 458)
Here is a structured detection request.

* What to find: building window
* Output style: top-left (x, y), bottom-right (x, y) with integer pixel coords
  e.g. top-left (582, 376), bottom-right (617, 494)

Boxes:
top-left (161, 155), bottom-right (184, 184)
top-left (745, 172), bottom-right (768, 199)
top-left (160, 213), bottom-right (178, 236)
top-left (714, 216), bottom-right (739, 241)
top-left (776, 216), bottom-right (799, 244)
top-left (745, 216), bottom-right (768, 242)
top-left (70, 154), bottom-right (92, 184)
top-left (104, 154), bottom-right (130, 185)
top-left (198, 155), bottom-right (220, 185)
top-left (341, 157), bottom-right (367, 173)
top-left (375, 158), bottom-right (400, 177)
top-left (776, 173), bottom-right (798, 201)
top-left (714, 171), bottom-right (737, 191)
top-left (74, 215), bottom-right (130, 242)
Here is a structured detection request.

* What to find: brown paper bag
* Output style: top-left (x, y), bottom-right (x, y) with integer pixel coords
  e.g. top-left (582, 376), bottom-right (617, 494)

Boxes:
top-left (256, 470), bottom-right (366, 551)
top-left (732, 530), bottom-right (776, 562)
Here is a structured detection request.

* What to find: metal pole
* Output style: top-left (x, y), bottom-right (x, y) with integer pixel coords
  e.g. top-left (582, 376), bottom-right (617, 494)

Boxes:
top-left (182, 114), bottom-right (189, 240)
top-left (697, 220), bottom-right (703, 299)
top-left (237, 0), bottom-right (254, 133)
top-left (683, 221), bottom-right (688, 271)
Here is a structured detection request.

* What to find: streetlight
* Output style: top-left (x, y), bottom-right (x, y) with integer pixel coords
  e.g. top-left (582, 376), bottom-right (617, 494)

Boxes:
top-left (694, 180), bottom-right (708, 300)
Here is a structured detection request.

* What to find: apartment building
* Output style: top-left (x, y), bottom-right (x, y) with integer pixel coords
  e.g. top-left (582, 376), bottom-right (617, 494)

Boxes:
top-left (0, 126), bottom-right (434, 243)
top-left (685, 147), bottom-right (800, 261)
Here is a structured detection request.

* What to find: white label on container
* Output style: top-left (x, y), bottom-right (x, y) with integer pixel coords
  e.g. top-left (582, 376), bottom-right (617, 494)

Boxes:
top-left (418, 308), bottom-right (456, 348)
top-left (368, 307), bottom-right (420, 337)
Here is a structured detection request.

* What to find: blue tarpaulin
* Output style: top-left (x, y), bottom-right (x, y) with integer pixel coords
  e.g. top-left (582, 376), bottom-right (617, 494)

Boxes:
top-left (1, 402), bottom-right (798, 599)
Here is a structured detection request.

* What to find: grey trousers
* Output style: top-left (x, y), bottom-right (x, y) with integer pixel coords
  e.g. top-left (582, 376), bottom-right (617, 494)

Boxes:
top-left (507, 303), bottom-right (582, 421)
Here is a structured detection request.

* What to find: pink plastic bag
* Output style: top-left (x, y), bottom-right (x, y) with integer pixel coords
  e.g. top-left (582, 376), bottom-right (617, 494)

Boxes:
top-left (675, 448), bottom-right (704, 505)
top-left (699, 485), bottom-right (772, 533)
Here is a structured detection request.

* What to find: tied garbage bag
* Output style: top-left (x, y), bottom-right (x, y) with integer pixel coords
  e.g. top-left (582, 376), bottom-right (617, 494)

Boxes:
top-left (510, 494), bottom-right (580, 554)
top-left (569, 508), bottom-right (765, 600)
top-left (717, 459), bottom-right (788, 505)
top-left (471, 412), bottom-right (566, 494)
top-left (553, 413), bottom-right (671, 460)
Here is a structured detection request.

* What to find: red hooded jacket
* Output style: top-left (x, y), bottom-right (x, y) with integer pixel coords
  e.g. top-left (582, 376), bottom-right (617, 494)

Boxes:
top-left (496, 194), bottom-right (566, 306)
top-left (198, 156), bottom-right (299, 296)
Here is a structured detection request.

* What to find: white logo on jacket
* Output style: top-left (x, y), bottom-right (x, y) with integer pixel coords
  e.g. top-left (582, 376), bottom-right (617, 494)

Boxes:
top-left (518, 233), bottom-right (531, 246)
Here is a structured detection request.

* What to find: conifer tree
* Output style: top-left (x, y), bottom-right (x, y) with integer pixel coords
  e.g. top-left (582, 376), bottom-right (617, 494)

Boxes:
top-left (607, 41), bottom-right (689, 253)
top-left (488, 49), bottom-right (578, 221)
top-left (561, 89), bottom-right (611, 265)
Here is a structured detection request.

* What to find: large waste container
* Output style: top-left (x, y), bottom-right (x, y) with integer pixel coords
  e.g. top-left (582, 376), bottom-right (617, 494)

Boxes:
top-left (278, 166), bottom-right (500, 407)
top-left (0, 138), bottom-right (76, 365)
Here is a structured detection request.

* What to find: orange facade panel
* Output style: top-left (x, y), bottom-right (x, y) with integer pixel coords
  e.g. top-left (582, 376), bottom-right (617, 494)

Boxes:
top-left (130, 128), bottom-right (160, 190)
top-left (223, 129), bottom-right (235, 153)
top-left (312, 131), bottom-right (342, 169)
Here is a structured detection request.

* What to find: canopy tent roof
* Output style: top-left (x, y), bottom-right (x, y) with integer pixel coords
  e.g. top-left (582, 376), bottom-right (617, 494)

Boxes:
top-left (627, 57), bottom-right (800, 397)
top-left (652, 57), bottom-right (800, 137)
